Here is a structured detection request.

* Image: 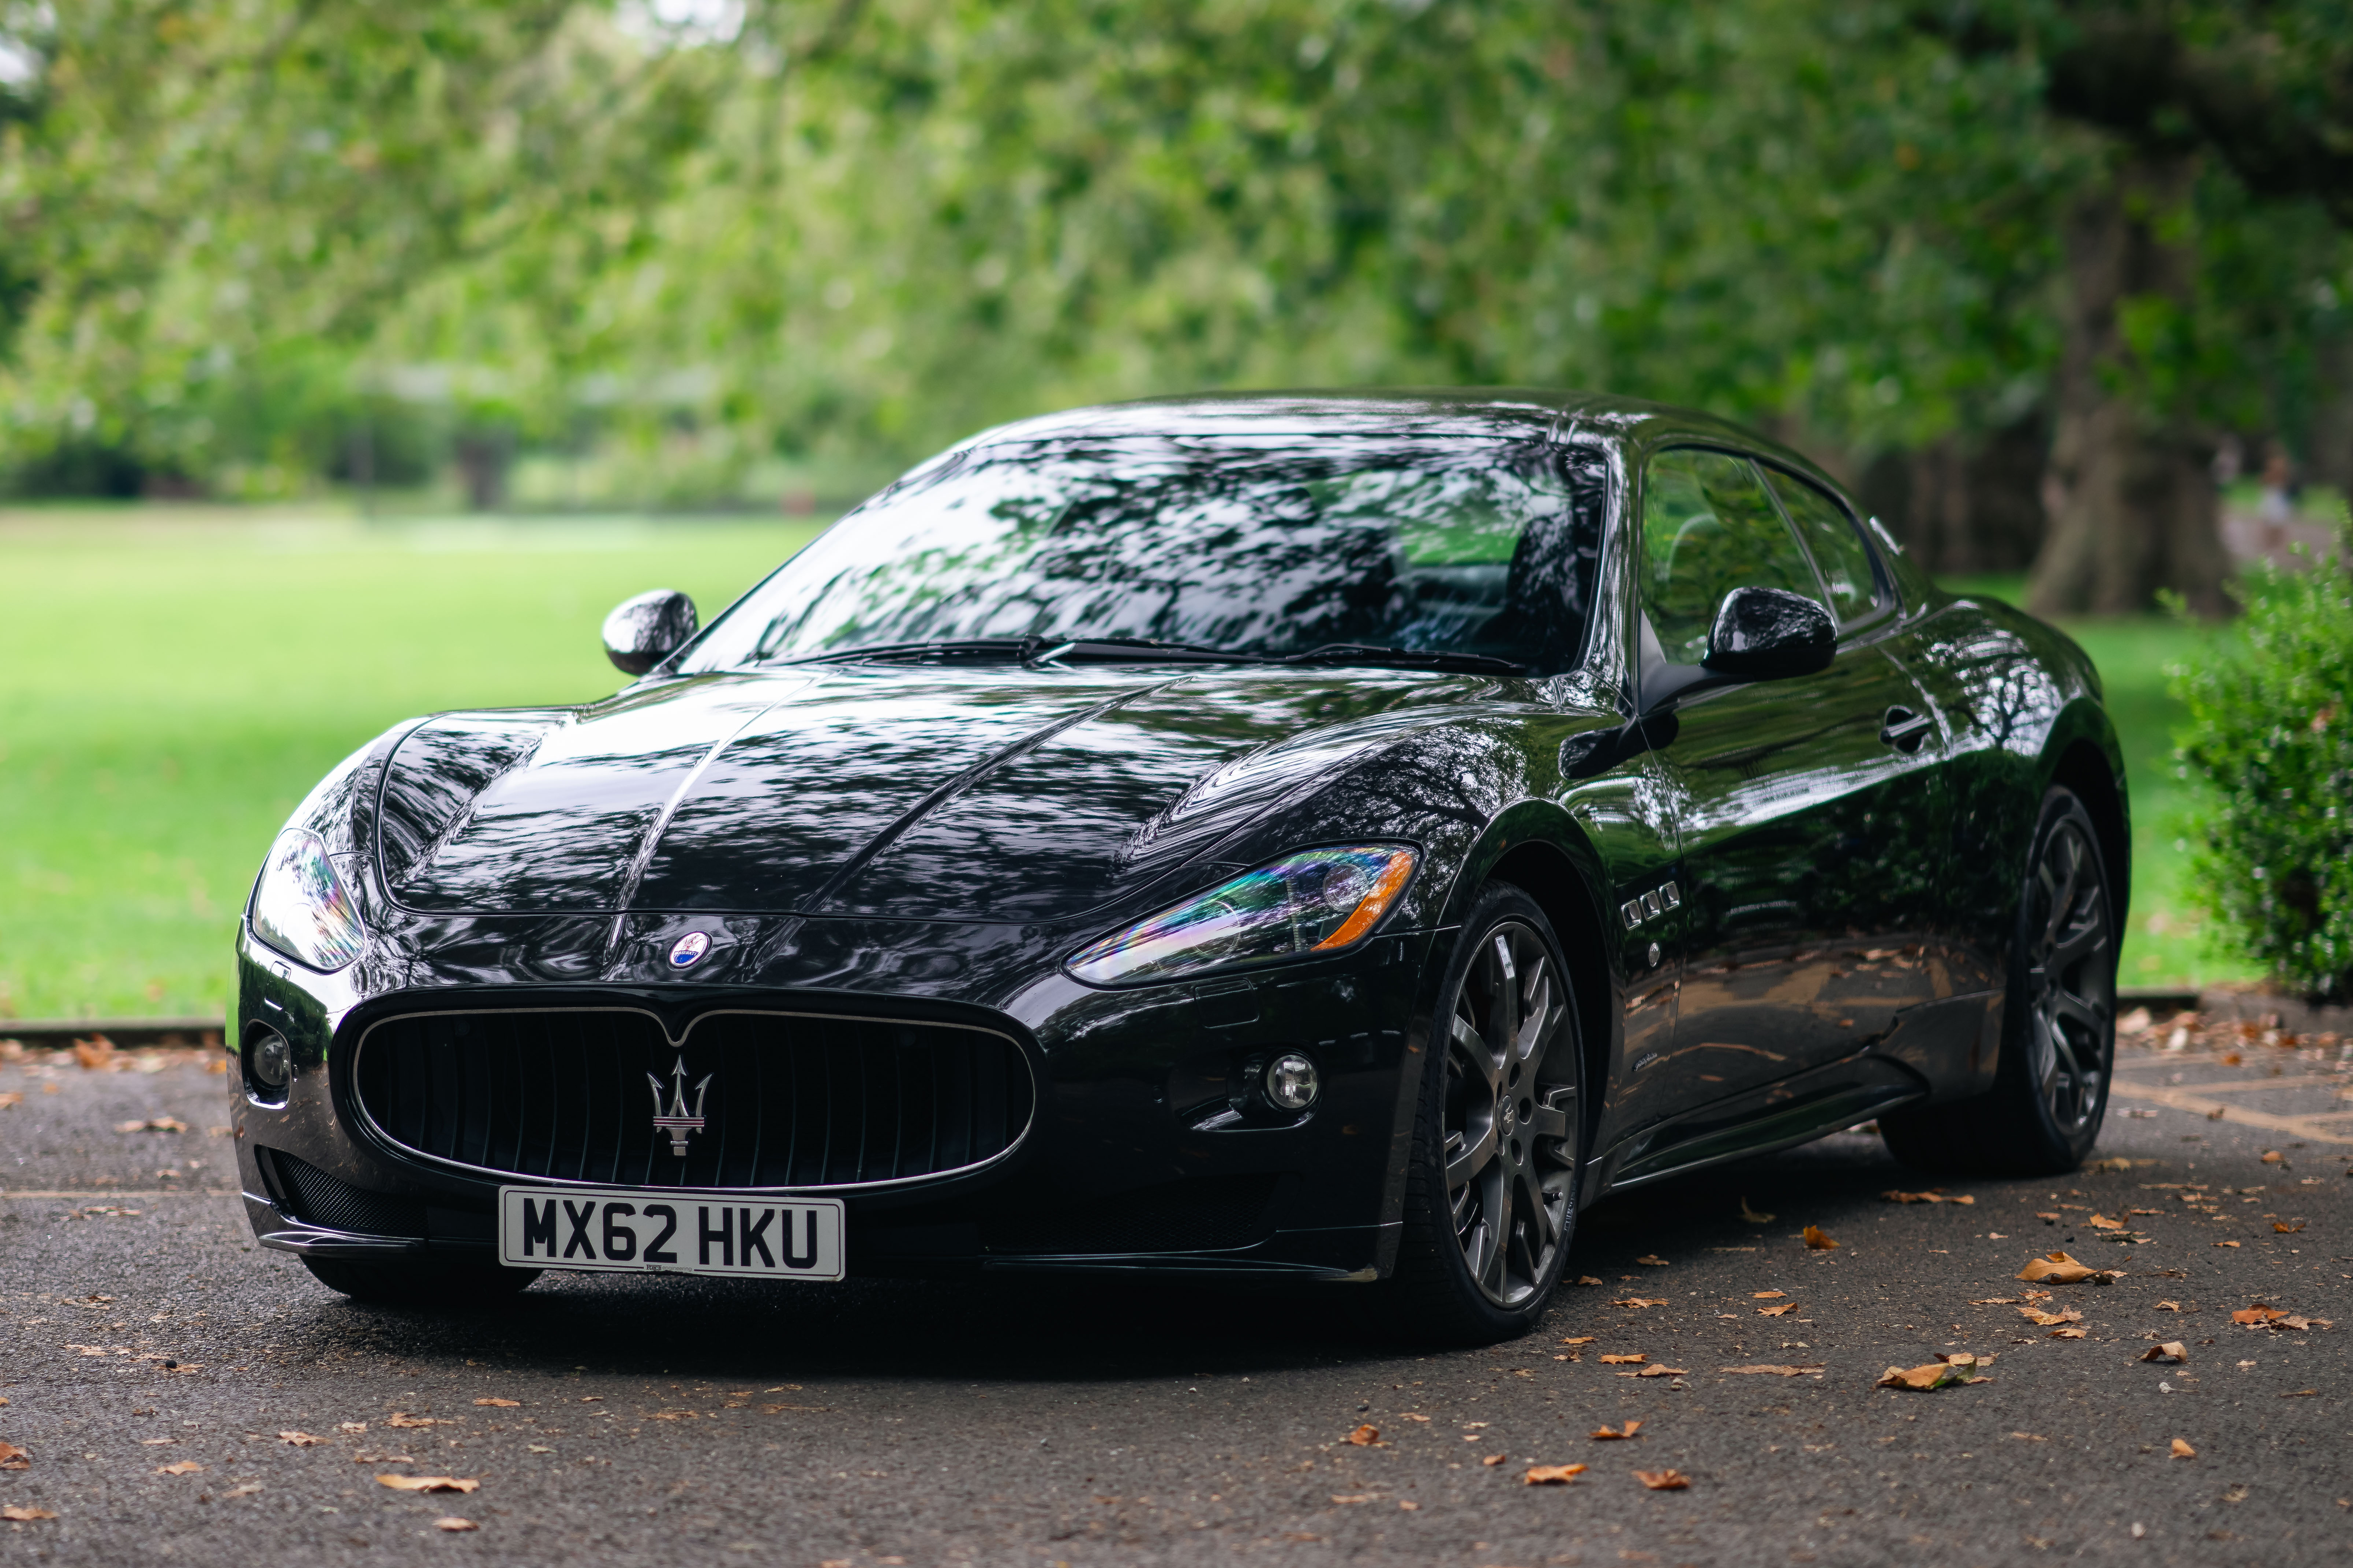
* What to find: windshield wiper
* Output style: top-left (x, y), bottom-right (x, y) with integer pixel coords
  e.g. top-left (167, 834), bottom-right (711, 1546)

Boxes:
top-left (775, 635), bottom-right (1524, 675)
top-left (775, 635), bottom-right (1260, 668)
top-left (1280, 644), bottom-right (1530, 675)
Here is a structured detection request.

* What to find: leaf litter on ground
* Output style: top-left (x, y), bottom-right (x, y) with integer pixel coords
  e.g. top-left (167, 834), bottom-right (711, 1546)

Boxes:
top-left (1877, 1353), bottom-right (1994, 1391)
top-left (1632, 1470), bottom-right (1690, 1490)
top-left (1803, 1226), bottom-right (1839, 1250)
top-left (377, 1475), bottom-right (479, 1494)
top-left (1525, 1464), bottom-right (1587, 1485)
top-left (1590, 1422), bottom-right (1642, 1440)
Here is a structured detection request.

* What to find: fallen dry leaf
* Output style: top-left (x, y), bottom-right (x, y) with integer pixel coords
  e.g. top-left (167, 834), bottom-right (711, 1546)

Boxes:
top-left (472, 1398), bottom-right (520, 1408)
top-left (2016, 1251), bottom-right (2119, 1284)
top-left (1877, 1353), bottom-right (1993, 1391)
top-left (1612, 1297), bottom-right (1669, 1309)
top-left (2087, 1213), bottom-right (2125, 1230)
top-left (435, 1518), bottom-right (478, 1533)
top-left (2215, 1240), bottom-right (2242, 1249)
top-left (1590, 1422), bottom-right (1642, 1440)
top-left (1525, 1464), bottom-right (1588, 1485)
top-left (1634, 1254), bottom-right (1670, 1267)
top-left (2049, 1327), bottom-right (2088, 1339)
top-left (1329, 1493), bottom-right (1382, 1504)
top-left (1740, 1196), bottom-right (1776, 1224)
top-left (2156, 1301), bottom-right (2182, 1312)
top-left (1481, 1454), bottom-right (1505, 1467)
top-left (1803, 1225), bottom-right (1839, 1250)
top-left (2261, 1150), bottom-right (2283, 1164)
top-left (1573, 1275), bottom-right (1605, 1286)
top-left (2273, 1220), bottom-right (2306, 1233)
top-left (385, 1413), bottom-right (452, 1429)
top-left (1598, 1354), bottom-right (1646, 1366)
top-left (376, 1475), bottom-right (479, 1494)
top-left (0, 1443), bottom-right (26, 1471)
top-left (2232, 1306), bottom-right (2286, 1325)
top-left (217, 1483), bottom-right (262, 1501)
top-left (1345, 1425), bottom-right (1379, 1447)
top-left (0, 1092), bottom-right (22, 1109)
top-left (0, 1506), bottom-right (56, 1522)
top-left (1757, 1302), bottom-right (1799, 1317)
top-left (2141, 1343), bottom-right (2189, 1364)
top-left (1396, 1499), bottom-right (1419, 1511)
top-left (1633, 1365), bottom-right (1688, 1379)
top-left (112, 1117), bottom-right (186, 1133)
top-left (1632, 1469), bottom-right (1690, 1490)
top-left (338, 1423), bottom-right (367, 1434)
top-left (2279, 1389), bottom-right (2318, 1398)
top-left (2171, 1438), bottom-right (2196, 1459)
top-left (2018, 1306), bottom-right (2083, 1327)
top-left (72, 1037), bottom-right (114, 1070)
top-left (1882, 1189), bottom-right (1975, 1205)
top-left (277, 1431), bottom-right (325, 1447)
top-left (1718, 1365), bottom-right (1824, 1377)
top-left (1558, 1336), bottom-right (1597, 1346)
top-left (1399, 1413), bottom-right (1430, 1422)
top-left (1752, 1290), bottom-right (1787, 1299)
top-left (157, 1460), bottom-right (203, 1475)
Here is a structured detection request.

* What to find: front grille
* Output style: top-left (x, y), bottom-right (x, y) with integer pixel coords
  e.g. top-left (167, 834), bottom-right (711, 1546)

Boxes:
top-left (263, 1148), bottom-right (428, 1237)
top-left (983, 1173), bottom-right (1277, 1255)
top-left (352, 1009), bottom-right (1032, 1190)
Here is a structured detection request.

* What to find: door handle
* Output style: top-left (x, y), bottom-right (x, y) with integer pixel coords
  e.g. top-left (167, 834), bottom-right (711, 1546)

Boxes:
top-left (1880, 705), bottom-right (1935, 754)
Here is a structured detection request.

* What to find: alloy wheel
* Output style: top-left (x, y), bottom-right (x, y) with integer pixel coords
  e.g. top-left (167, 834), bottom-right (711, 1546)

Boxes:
top-left (2025, 816), bottom-right (2113, 1136)
top-left (1442, 919), bottom-right (1578, 1308)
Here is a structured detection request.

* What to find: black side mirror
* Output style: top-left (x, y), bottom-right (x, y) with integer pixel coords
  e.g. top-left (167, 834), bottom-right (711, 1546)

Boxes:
top-left (602, 589), bottom-right (698, 675)
top-left (1702, 586), bottom-right (1835, 680)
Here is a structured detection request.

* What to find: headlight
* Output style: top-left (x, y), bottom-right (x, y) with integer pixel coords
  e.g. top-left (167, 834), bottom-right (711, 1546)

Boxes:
top-left (249, 830), bottom-right (366, 971)
top-left (1068, 845), bottom-right (1417, 986)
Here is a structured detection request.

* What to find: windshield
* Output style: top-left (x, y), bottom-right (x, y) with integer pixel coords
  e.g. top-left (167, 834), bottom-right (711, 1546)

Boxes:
top-left (683, 435), bottom-right (1608, 674)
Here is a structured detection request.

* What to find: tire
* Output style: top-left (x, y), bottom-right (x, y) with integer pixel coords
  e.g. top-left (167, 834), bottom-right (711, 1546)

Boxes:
top-left (303, 1256), bottom-right (540, 1307)
top-left (1381, 883), bottom-right (1585, 1344)
top-left (1881, 786), bottom-right (2118, 1176)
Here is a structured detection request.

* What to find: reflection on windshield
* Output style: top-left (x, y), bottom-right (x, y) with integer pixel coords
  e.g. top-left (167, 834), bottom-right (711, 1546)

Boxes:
top-left (685, 436), bottom-right (1607, 674)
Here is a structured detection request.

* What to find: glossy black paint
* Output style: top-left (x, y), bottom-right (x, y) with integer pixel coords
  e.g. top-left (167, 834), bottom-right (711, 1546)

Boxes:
top-left (230, 390), bottom-right (2128, 1289)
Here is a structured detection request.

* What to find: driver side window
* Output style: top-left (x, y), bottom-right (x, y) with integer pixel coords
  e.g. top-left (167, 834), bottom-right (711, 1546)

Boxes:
top-left (1639, 449), bottom-right (1822, 665)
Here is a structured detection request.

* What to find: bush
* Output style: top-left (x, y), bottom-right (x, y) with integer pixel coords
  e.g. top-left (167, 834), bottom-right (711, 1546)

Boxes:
top-left (2171, 524), bottom-right (2353, 1002)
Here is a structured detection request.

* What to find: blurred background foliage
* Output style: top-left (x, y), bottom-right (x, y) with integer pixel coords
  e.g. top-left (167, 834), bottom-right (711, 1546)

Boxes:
top-left (1, 0), bottom-right (2348, 603)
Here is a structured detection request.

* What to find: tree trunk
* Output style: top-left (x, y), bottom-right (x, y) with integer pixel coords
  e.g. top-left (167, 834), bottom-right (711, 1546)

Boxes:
top-left (2312, 333), bottom-right (2353, 505)
top-left (2027, 154), bottom-right (2233, 617)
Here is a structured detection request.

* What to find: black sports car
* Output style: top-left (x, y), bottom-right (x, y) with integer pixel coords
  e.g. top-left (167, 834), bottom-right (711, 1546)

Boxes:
top-left (233, 391), bottom-right (2126, 1341)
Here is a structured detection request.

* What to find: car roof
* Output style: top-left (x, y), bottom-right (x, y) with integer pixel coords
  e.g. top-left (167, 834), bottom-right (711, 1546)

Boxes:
top-left (952, 389), bottom-right (1847, 495)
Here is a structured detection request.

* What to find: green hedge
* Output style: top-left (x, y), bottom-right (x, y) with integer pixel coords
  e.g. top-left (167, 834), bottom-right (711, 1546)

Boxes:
top-left (2171, 526), bottom-right (2353, 1002)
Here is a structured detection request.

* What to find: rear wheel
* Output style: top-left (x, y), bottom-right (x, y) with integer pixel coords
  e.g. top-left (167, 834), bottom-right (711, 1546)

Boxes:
top-left (1384, 884), bottom-right (1583, 1343)
top-left (1881, 787), bottom-right (2117, 1175)
top-left (303, 1257), bottom-right (539, 1307)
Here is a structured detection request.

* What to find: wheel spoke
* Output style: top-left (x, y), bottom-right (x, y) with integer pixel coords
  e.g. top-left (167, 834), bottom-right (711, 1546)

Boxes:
top-left (1529, 1101), bottom-right (1570, 1141)
top-left (1490, 937), bottom-right (1521, 1054)
top-left (1481, 1174), bottom-right (1513, 1294)
top-left (1446, 1119), bottom-right (1498, 1190)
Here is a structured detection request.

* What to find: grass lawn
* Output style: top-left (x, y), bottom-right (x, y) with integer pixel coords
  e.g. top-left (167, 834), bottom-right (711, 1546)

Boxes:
top-left (0, 513), bottom-right (2246, 1022)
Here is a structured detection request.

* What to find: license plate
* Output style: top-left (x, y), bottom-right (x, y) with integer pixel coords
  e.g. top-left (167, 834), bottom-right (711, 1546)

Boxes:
top-left (497, 1185), bottom-right (844, 1281)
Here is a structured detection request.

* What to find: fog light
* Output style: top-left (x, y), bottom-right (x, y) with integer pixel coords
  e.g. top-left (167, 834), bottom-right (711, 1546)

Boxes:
top-left (247, 1030), bottom-right (292, 1096)
top-left (1263, 1051), bottom-right (1319, 1112)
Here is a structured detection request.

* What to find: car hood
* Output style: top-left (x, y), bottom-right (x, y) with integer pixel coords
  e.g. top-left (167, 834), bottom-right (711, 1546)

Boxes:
top-left (374, 664), bottom-right (1505, 923)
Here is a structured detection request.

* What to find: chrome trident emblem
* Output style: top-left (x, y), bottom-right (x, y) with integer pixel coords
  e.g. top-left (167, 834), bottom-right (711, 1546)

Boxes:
top-left (647, 1055), bottom-right (713, 1158)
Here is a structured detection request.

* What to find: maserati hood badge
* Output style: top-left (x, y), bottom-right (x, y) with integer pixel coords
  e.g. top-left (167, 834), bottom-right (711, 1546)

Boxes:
top-left (648, 1055), bottom-right (714, 1157)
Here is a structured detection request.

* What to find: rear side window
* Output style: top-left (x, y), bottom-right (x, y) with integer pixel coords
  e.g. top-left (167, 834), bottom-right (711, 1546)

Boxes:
top-left (1639, 449), bottom-right (1822, 665)
top-left (1764, 469), bottom-right (1885, 624)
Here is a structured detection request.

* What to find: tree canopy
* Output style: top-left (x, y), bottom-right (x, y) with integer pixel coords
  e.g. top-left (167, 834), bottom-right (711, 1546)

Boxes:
top-left (2, 0), bottom-right (2346, 603)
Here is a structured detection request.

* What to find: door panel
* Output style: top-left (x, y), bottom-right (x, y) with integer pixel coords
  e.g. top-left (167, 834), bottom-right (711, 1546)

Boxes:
top-left (1656, 642), bottom-right (1948, 1113)
top-left (1559, 750), bottom-right (1683, 1154)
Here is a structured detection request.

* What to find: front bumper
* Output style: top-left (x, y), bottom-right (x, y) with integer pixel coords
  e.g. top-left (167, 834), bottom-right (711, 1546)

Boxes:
top-left (232, 921), bottom-right (1437, 1283)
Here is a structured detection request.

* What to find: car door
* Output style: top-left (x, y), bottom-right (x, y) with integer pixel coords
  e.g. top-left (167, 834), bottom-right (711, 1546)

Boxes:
top-left (1632, 448), bottom-right (1948, 1121)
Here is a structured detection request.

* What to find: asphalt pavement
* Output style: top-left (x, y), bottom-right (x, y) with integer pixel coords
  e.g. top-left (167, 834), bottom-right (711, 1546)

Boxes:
top-left (2, 1024), bottom-right (2348, 1568)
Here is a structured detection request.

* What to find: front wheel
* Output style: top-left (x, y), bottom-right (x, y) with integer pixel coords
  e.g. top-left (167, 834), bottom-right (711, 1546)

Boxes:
top-left (1881, 786), bottom-right (2118, 1175)
top-left (1382, 883), bottom-right (1584, 1343)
